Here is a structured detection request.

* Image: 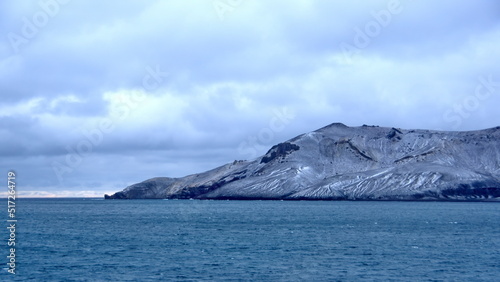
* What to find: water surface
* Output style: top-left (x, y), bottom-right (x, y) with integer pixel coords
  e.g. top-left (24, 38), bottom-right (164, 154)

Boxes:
top-left (3, 199), bottom-right (499, 281)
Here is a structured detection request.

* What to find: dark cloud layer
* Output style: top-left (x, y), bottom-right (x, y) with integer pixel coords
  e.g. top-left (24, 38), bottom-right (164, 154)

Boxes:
top-left (1, 0), bottom-right (499, 196)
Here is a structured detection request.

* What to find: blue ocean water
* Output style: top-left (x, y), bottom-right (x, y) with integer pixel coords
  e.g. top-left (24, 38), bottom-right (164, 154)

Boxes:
top-left (2, 199), bottom-right (499, 281)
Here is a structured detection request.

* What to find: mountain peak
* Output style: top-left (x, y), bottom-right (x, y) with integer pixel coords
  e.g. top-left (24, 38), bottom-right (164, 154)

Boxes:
top-left (317, 122), bottom-right (348, 131)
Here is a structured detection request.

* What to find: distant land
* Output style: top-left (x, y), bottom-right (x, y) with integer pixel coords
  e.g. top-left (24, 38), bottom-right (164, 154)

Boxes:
top-left (105, 123), bottom-right (500, 201)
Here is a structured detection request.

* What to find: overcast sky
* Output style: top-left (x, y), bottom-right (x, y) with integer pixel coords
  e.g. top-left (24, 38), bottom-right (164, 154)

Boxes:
top-left (1, 0), bottom-right (499, 197)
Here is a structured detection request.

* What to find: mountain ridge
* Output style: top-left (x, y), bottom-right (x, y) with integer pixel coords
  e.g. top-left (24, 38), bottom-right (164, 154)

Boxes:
top-left (105, 123), bottom-right (500, 201)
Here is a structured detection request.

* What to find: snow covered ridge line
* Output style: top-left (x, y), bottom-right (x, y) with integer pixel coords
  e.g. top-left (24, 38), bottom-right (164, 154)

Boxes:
top-left (105, 123), bottom-right (500, 201)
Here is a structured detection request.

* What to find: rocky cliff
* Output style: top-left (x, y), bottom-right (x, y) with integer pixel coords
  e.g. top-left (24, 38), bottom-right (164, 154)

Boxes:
top-left (105, 123), bottom-right (500, 201)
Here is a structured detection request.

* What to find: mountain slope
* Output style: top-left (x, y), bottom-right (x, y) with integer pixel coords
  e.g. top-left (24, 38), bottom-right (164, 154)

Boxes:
top-left (105, 123), bottom-right (500, 201)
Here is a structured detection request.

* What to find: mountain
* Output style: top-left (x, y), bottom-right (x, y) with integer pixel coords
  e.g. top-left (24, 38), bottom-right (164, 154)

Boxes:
top-left (105, 123), bottom-right (500, 201)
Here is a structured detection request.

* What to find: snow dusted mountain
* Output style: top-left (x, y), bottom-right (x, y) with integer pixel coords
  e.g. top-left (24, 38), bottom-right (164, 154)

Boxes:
top-left (105, 123), bottom-right (500, 201)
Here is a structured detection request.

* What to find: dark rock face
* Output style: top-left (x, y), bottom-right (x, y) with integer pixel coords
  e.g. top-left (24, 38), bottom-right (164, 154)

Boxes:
top-left (105, 123), bottom-right (500, 201)
top-left (387, 128), bottom-right (403, 140)
top-left (440, 184), bottom-right (500, 199)
top-left (260, 142), bottom-right (300, 164)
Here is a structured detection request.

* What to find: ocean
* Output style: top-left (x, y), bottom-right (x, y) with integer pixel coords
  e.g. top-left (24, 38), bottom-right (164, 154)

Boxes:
top-left (2, 199), bottom-right (499, 281)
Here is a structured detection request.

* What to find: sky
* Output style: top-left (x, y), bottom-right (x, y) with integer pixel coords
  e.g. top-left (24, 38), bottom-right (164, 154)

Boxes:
top-left (1, 0), bottom-right (499, 197)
